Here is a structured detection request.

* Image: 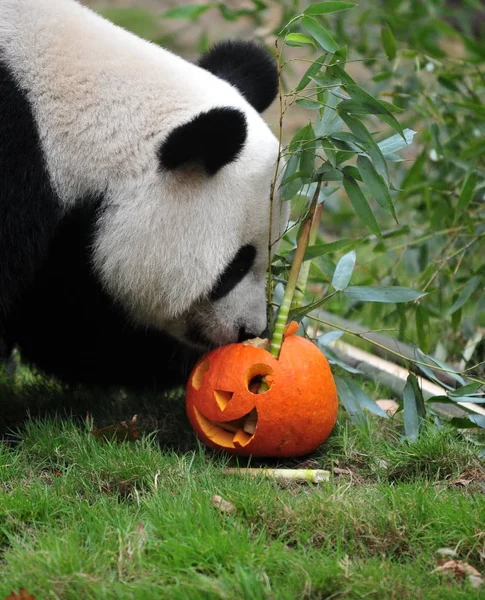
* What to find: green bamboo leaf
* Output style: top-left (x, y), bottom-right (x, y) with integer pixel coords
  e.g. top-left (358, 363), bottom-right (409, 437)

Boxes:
top-left (335, 376), bottom-right (367, 426)
top-left (281, 154), bottom-right (299, 185)
top-left (340, 96), bottom-right (403, 115)
top-left (315, 88), bottom-right (342, 137)
top-left (450, 414), bottom-right (485, 429)
top-left (304, 239), bottom-right (357, 260)
top-left (296, 55), bottom-right (326, 93)
top-left (449, 382), bottom-right (482, 398)
top-left (296, 97), bottom-right (324, 110)
top-left (281, 155), bottom-right (303, 199)
top-left (282, 177), bottom-right (304, 200)
top-left (417, 351), bottom-right (465, 387)
top-left (399, 150), bottom-right (426, 201)
top-left (339, 112), bottom-right (389, 181)
top-left (161, 4), bottom-right (214, 19)
top-left (415, 304), bottom-right (430, 353)
top-left (462, 139), bottom-right (485, 161)
top-left (301, 16), bottom-right (340, 53)
top-left (285, 33), bottom-right (316, 47)
top-left (415, 350), bottom-right (455, 391)
top-left (447, 276), bottom-right (480, 315)
top-left (343, 174), bottom-right (382, 238)
top-left (344, 85), bottom-right (404, 137)
top-left (345, 379), bottom-right (390, 419)
top-left (340, 165), bottom-right (361, 181)
top-left (403, 374), bottom-right (423, 439)
top-left (328, 64), bottom-right (356, 85)
top-left (332, 250), bottom-right (356, 291)
top-left (357, 155), bottom-right (397, 221)
top-left (304, 2), bottom-right (357, 15)
top-left (288, 123), bottom-right (314, 151)
top-left (318, 331), bottom-right (344, 346)
top-left (316, 162), bottom-right (343, 181)
top-left (381, 26), bottom-right (397, 60)
top-left (281, 171), bottom-right (308, 186)
top-left (451, 307), bottom-right (462, 331)
top-left (454, 171), bottom-right (477, 221)
top-left (378, 129), bottom-right (416, 155)
top-left (343, 286), bottom-right (427, 303)
top-left (321, 346), bottom-right (363, 374)
top-left (453, 101), bottom-right (485, 118)
top-left (299, 125), bottom-right (316, 176)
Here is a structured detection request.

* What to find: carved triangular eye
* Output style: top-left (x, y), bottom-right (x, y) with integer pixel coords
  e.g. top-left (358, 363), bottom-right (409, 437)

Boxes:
top-left (158, 107), bottom-right (247, 176)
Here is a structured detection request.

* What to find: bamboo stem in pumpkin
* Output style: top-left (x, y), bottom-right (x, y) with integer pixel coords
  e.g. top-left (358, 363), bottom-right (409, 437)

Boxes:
top-left (290, 202), bottom-right (324, 311)
top-left (269, 181), bottom-right (323, 359)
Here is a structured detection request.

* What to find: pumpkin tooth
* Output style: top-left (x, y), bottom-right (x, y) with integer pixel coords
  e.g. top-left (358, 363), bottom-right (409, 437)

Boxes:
top-left (233, 429), bottom-right (252, 448)
top-left (243, 409), bottom-right (258, 435)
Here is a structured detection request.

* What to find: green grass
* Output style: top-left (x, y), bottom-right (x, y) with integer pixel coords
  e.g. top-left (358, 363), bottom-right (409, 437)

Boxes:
top-left (1, 370), bottom-right (484, 599)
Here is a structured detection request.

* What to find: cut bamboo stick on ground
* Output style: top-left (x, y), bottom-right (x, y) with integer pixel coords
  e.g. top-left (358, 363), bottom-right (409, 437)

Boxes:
top-left (223, 468), bottom-right (330, 483)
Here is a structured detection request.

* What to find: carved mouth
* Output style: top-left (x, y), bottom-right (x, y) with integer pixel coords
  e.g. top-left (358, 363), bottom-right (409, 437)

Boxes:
top-left (192, 407), bottom-right (258, 449)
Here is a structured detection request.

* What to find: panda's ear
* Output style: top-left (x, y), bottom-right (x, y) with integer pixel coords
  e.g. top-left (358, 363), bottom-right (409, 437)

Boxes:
top-left (197, 41), bottom-right (278, 113)
top-left (158, 107), bottom-right (247, 176)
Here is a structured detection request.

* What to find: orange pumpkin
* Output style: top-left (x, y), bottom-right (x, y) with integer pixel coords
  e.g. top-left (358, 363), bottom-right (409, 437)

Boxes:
top-left (185, 324), bottom-right (338, 457)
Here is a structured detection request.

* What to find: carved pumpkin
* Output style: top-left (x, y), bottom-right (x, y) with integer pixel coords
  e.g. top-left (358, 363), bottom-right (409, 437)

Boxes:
top-left (185, 324), bottom-right (338, 457)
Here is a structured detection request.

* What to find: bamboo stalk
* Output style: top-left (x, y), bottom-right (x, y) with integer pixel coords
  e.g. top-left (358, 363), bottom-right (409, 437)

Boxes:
top-left (290, 202), bottom-right (323, 311)
top-left (223, 468), bottom-right (330, 483)
top-left (269, 181), bottom-right (323, 358)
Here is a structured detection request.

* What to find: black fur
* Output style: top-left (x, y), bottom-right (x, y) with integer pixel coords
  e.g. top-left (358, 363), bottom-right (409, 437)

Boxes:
top-left (0, 59), bottom-right (61, 316)
top-left (198, 41), bottom-right (278, 113)
top-left (158, 107), bottom-right (247, 176)
top-left (0, 58), bottom-right (198, 390)
top-left (3, 200), bottom-right (200, 390)
top-left (209, 244), bottom-right (256, 301)
top-left (0, 39), bottom-right (271, 391)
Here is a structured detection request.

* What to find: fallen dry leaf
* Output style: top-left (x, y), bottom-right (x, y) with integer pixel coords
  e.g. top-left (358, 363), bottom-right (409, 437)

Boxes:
top-left (4, 590), bottom-right (36, 600)
top-left (212, 495), bottom-right (237, 514)
top-left (433, 559), bottom-right (483, 587)
top-left (451, 478), bottom-right (472, 487)
top-left (91, 415), bottom-right (140, 443)
top-left (470, 576), bottom-right (484, 590)
top-left (334, 467), bottom-right (354, 476)
top-left (375, 399), bottom-right (400, 416)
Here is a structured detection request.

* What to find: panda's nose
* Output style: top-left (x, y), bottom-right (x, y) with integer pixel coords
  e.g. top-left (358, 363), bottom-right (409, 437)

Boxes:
top-left (238, 326), bottom-right (259, 343)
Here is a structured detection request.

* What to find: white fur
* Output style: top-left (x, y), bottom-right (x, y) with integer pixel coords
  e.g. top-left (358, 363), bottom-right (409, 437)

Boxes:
top-left (0, 0), bottom-right (288, 345)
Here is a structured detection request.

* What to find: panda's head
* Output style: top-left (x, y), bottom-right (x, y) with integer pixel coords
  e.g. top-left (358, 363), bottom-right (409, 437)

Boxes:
top-left (91, 40), bottom-right (288, 349)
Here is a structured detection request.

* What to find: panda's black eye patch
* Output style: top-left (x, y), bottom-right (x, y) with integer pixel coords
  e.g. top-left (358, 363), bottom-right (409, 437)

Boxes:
top-left (209, 245), bottom-right (256, 301)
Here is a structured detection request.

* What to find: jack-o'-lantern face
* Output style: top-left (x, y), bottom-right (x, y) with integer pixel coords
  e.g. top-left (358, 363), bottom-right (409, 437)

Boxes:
top-left (185, 328), bottom-right (338, 457)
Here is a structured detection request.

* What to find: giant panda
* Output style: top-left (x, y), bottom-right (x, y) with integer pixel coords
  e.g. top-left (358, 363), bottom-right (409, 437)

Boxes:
top-left (0, 0), bottom-right (288, 390)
